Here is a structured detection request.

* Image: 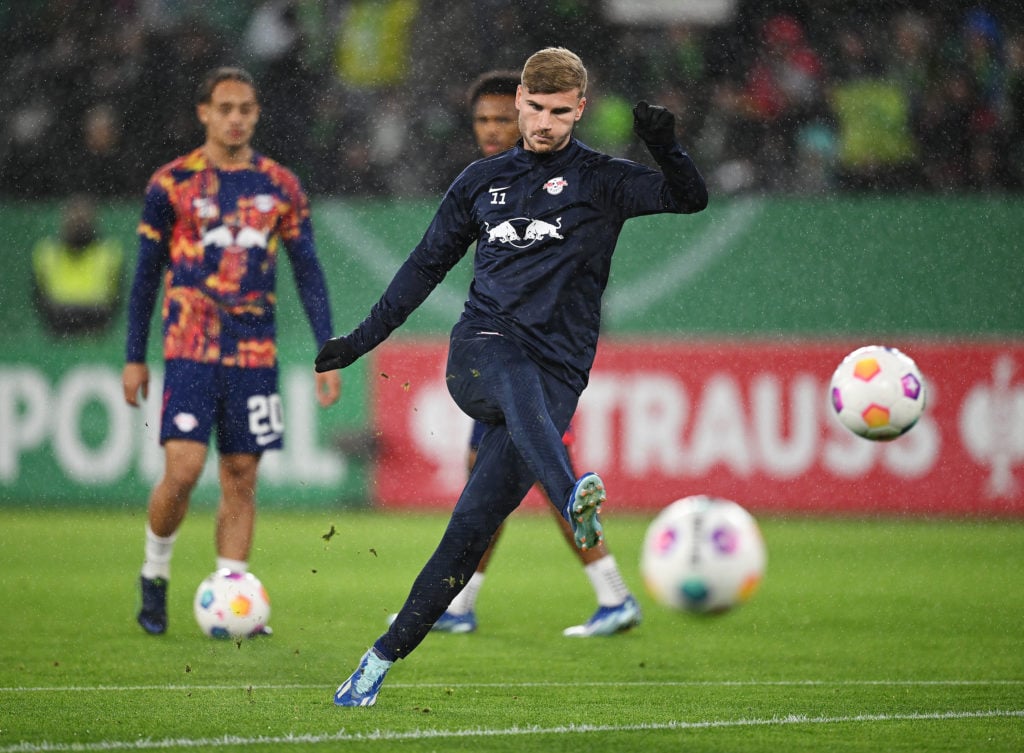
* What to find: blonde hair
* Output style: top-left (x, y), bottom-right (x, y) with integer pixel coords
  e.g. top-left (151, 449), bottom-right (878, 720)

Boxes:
top-left (521, 47), bottom-right (587, 97)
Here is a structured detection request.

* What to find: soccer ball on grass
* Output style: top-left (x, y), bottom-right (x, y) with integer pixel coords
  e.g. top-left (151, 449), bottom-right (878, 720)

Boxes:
top-left (193, 569), bottom-right (271, 639)
top-left (829, 345), bottom-right (926, 441)
top-left (640, 495), bottom-right (766, 614)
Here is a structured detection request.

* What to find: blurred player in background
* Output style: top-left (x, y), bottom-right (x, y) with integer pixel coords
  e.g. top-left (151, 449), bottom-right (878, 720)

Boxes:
top-left (432, 69), bottom-right (641, 638)
top-left (123, 66), bottom-right (340, 636)
top-left (317, 47), bottom-right (708, 706)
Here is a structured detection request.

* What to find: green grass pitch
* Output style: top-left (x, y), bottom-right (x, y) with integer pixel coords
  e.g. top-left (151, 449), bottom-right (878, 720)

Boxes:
top-left (1, 507), bottom-right (1022, 752)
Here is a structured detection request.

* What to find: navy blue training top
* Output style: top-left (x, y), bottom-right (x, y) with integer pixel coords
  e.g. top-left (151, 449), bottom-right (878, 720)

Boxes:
top-left (342, 137), bottom-right (707, 393)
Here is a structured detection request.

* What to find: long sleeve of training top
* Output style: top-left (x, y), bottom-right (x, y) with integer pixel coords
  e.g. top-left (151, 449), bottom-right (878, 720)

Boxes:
top-left (333, 137), bottom-right (707, 392)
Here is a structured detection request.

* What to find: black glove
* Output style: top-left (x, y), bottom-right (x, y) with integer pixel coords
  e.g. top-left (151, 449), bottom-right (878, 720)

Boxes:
top-left (633, 100), bottom-right (676, 146)
top-left (315, 336), bottom-right (359, 373)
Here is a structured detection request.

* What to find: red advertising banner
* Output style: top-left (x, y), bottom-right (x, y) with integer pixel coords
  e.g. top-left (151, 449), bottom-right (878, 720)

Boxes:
top-left (370, 339), bottom-right (1024, 516)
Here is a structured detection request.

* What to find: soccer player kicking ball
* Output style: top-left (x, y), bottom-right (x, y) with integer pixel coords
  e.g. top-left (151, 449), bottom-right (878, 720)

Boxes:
top-left (316, 47), bottom-right (708, 707)
top-left (431, 69), bottom-right (640, 638)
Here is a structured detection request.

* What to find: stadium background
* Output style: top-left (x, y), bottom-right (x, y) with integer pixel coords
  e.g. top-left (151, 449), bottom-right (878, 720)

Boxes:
top-left (1, 1), bottom-right (1022, 515)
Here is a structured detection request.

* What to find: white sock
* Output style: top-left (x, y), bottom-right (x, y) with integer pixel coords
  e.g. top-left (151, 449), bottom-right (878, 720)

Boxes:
top-left (446, 572), bottom-right (485, 615)
top-left (216, 557), bottom-right (248, 574)
top-left (140, 524), bottom-right (177, 580)
top-left (585, 555), bottom-right (631, 607)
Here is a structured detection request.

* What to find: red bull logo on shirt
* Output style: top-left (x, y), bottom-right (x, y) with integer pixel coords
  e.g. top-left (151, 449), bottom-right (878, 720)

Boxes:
top-left (484, 216), bottom-right (563, 248)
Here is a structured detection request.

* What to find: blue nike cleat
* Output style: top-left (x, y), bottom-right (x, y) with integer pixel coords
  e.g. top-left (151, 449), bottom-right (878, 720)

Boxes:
top-left (566, 472), bottom-right (606, 551)
top-left (334, 648), bottom-right (393, 707)
top-left (562, 595), bottom-right (642, 637)
top-left (431, 610), bottom-right (477, 634)
top-left (137, 575), bottom-right (168, 635)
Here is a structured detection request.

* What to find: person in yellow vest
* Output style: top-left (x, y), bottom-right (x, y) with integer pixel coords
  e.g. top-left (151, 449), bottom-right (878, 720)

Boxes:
top-left (32, 195), bottom-right (124, 336)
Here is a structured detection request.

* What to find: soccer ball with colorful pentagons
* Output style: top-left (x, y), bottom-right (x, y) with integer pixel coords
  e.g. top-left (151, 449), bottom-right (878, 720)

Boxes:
top-left (193, 570), bottom-right (271, 639)
top-left (829, 345), bottom-right (926, 441)
top-left (641, 495), bottom-right (766, 614)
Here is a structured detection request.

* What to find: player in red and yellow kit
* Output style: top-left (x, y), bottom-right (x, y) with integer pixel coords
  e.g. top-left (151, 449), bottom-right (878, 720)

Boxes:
top-left (123, 67), bottom-right (340, 635)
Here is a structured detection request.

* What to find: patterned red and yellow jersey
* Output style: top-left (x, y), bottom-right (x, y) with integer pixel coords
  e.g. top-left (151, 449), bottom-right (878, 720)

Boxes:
top-left (126, 148), bottom-right (333, 367)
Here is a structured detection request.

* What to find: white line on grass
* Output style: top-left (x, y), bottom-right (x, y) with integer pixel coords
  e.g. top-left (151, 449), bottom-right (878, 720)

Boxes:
top-left (4, 679), bottom-right (1023, 693)
top-left (1, 710), bottom-right (1021, 752)
top-left (604, 197), bottom-right (764, 327)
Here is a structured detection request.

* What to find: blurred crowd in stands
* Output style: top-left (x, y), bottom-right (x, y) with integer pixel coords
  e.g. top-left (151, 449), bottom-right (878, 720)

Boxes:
top-left (2, 0), bottom-right (1023, 200)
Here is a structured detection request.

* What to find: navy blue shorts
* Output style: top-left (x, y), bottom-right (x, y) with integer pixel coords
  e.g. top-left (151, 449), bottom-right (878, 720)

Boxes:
top-left (160, 360), bottom-right (282, 453)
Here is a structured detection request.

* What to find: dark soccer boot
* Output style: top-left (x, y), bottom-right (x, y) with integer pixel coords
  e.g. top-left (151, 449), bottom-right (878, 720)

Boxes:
top-left (137, 575), bottom-right (168, 635)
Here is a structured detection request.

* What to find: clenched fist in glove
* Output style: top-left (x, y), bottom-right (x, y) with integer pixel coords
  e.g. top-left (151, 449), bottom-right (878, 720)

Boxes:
top-left (315, 336), bottom-right (359, 373)
top-left (632, 100), bottom-right (676, 146)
